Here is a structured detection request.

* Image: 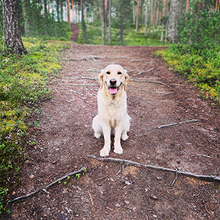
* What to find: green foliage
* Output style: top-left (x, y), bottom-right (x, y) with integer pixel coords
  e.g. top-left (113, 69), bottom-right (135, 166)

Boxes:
top-left (155, 44), bottom-right (220, 104)
top-left (78, 23), bottom-right (166, 46)
top-left (0, 38), bottom-right (69, 213)
top-left (178, 8), bottom-right (220, 50)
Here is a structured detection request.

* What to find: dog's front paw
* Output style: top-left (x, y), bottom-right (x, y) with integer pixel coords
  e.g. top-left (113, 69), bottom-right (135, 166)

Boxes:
top-left (94, 132), bottom-right (101, 139)
top-left (122, 133), bottom-right (129, 141)
top-left (114, 145), bottom-right (123, 155)
top-left (100, 147), bottom-right (110, 157)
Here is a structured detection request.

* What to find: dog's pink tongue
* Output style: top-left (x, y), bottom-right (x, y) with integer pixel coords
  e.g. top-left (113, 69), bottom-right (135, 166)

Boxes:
top-left (109, 88), bottom-right (117, 95)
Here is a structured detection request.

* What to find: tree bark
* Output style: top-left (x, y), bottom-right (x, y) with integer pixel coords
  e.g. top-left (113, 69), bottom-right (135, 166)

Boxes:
top-left (21, 0), bottom-right (30, 36)
top-left (133, 0), bottom-right (135, 23)
top-left (108, 0), bottom-right (112, 45)
top-left (102, 0), bottom-right (105, 45)
top-left (61, 0), bottom-right (63, 21)
top-left (72, 0), bottom-right (74, 22)
top-left (136, 0), bottom-right (139, 31)
top-left (3, 0), bottom-right (27, 55)
top-left (44, 0), bottom-right (48, 19)
top-left (119, 0), bottom-right (123, 45)
top-left (56, 0), bottom-right (60, 21)
top-left (167, 0), bottom-right (179, 43)
top-left (145, 0), bottom-right (148, 36)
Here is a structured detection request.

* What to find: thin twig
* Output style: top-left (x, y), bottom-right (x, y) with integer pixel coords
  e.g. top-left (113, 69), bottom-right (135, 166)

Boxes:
top-left (59, 83), bottom-right (98, 86)
top-left (9, 166), bottom-right (86, 203)
top-left (129, 88), bottom-right (171, 96)
top-left (171, 169), bottom-right (179, 186)
top-left (156, 119), bottom-right (199, 129)
top-left (129, 59), bottom-right (145, 63)
top-left (77, 77), bottom-right (98, 81)
top-left (130, 78), bottom-right (165, 85)
top-left (87, 155), bottom-right (220, 183)
top-left (61, 56), bottom-right (100, 61)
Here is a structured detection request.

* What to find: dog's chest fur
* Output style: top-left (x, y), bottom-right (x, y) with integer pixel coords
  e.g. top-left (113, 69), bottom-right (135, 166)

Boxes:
top-left (98, 88), bottom-right (127, 125)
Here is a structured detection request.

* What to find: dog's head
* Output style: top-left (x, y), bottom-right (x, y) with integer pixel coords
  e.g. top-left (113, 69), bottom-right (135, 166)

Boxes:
top-left (99, 64), bottom-right (129, 95)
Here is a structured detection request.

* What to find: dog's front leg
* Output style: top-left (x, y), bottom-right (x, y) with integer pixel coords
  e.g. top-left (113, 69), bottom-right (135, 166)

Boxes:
top-left (114, 124), bottom-right (123, 155)
top-left (100, 123), bottom-right (111, 157)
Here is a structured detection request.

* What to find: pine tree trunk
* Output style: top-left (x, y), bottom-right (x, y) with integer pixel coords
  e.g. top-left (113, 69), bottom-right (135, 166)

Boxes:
top-left (81, 0), bottom-right (86, 42)
top-left (167, 0), bottom-right (179, 43)
top-left (133, 0), bottom-right (135, 23)
top-left (108, 0), bottom-right (112, 45)
top-left (119, 0), bottom-right (123, 45)
top-left (136, 0), bottom-right (139, 31)
top-left (44, 0), bottom-right (48, 18)
top-left (3, 0), bottom-right (27, 55)
top-left (102, 0), bottom-right (105, 45)
top-left (21, 0), bottom-right (30, 36)
top-left (56, 0), bottom-right (60, 21)
top-left (61, 0), bottom-right (63, 21)
top-left (145, 0), bottom-right (148, 36)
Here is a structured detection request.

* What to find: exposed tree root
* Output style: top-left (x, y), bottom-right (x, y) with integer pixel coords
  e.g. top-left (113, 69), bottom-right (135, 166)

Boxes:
top-left (87, 155), bottom-right (220, 183)
top-left (9, 166), bottom-right (86, 203)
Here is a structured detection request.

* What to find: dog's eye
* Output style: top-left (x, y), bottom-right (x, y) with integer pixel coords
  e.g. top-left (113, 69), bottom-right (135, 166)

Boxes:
top-left (106, 71), bottom-right (110, 75)
top-left (118, 71), bottom-right (122, 75)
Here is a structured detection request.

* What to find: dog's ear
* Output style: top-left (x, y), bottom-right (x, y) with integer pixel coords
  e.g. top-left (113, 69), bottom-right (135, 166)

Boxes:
top-left (124, 71), bottom-right (129, 90)
top-left (99, 69), bottom-right (104, 89)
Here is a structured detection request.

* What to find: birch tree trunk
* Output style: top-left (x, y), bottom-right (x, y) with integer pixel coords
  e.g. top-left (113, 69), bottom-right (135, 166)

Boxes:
top-left (145, 0), bottom-right (148, 36)
top-left (167, 0), bottom-right (179, 43)
top-left (102, 0), bottom-right (105, 45)
top-left (108, 0), bottom-right (112, 45)
top-left (3, 0), bottom-right (27, 55)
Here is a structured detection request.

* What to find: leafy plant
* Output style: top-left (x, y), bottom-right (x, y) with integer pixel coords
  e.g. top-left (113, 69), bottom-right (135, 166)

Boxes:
top-left (0, 38), bottom-right (69, 214)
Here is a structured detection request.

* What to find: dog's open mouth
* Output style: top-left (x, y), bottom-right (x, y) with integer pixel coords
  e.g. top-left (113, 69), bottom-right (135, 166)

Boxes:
top-left (109, 87), bottom-right (118, 95)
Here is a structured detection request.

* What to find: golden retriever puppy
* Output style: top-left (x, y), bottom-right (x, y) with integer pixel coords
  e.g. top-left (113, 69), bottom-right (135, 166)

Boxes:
top-left (92, 64), bottom-right (131, 156)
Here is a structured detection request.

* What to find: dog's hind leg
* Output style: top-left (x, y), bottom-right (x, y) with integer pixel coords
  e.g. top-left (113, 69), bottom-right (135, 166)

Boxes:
top-left (121, 115), bottom-right (130, 141)
top-left (92, 115), bottom-right (102, 138)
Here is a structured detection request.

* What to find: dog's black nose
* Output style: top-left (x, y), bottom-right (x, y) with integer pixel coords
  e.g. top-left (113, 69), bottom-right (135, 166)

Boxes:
top-left (110, 79), bottom-right (117, 86)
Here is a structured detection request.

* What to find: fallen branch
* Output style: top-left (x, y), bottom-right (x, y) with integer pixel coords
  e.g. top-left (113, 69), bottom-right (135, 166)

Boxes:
top-left (59, 83), bottom-right (98, 86)
top-left (87, 155), bottom-right (220, 183)
top-left (132, 68), bottom-right (154, 77)
top-left (130, 78), bottom-right (165, 85)
top-left (129, 59), bottom-right (145, 63)
top-left (77, 77), bottom-right (98, 81)
top-left (129, 88), bottom-right (171, 96)
top-left (156, 119), bottom-right (199, 129)
top-left (61, 56), bottom-right (100, 61)
top-left (9, 166), bottom-right (86, 203)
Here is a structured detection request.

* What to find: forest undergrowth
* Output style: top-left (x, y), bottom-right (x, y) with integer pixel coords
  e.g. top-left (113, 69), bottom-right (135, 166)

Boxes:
top-left (0, 38), bottom-right (69, 213)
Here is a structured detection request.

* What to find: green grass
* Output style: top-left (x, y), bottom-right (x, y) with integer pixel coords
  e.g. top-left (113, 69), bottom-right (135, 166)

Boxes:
top-left (77, 22), bottom-right (167, 46)
top-left (0, 37), bottom-right (69, 214)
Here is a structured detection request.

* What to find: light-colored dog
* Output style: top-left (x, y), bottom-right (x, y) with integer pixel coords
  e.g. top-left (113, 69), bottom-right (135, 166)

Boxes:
top-left (92, 64), bottom-right (131, 156)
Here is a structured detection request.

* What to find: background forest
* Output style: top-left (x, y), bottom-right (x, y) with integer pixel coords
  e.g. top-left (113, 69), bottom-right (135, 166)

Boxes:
top-left (0, 0), bottom-right (220, 214)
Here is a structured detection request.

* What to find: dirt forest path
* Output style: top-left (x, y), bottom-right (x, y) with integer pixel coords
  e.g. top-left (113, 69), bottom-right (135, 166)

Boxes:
top-left (6, 45), bottom-right (220, 219)
top-left (70, 23), bottom-right (79, 42)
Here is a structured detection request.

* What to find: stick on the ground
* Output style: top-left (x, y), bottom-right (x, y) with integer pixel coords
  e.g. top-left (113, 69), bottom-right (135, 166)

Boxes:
top-left (87, 155), bottom-right (220, 183)
top-left (9, 166), bottom-right (86, 203)
top-left (130, 78), bottom-right (165, 85)
top-left (156, 119), bottom-right (199, 129)
top-left (132, 68), bottom-right (154, 77)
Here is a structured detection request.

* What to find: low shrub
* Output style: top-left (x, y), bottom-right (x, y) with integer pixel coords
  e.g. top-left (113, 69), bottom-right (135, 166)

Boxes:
top-left (0, 38), bottom-right (69, 213)
top-left (156, 45), bottom-right (220, 104)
